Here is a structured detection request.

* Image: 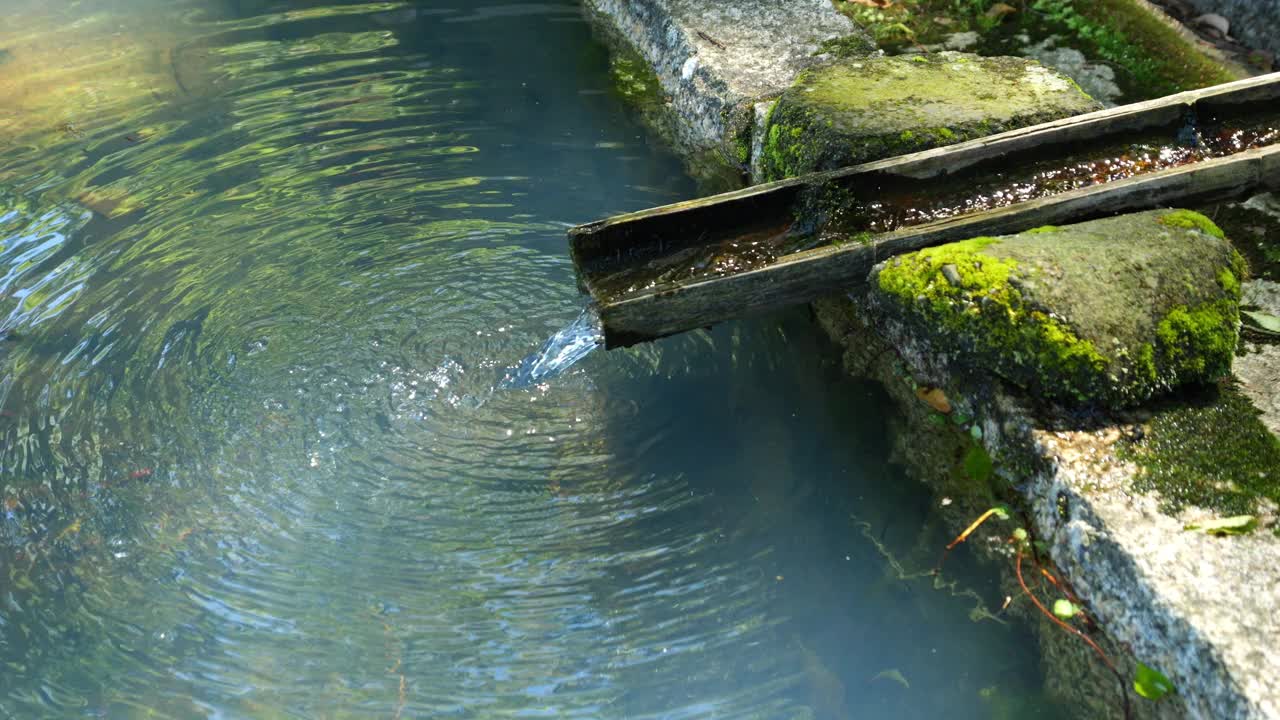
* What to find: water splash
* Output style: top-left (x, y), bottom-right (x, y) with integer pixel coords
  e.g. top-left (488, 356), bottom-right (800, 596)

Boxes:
top-left (501, 307), bottom-right (602, 388)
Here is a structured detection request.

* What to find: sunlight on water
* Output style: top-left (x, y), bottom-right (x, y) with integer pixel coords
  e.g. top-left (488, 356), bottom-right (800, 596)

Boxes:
top-left (0, 1), bottom-right (1069, 717)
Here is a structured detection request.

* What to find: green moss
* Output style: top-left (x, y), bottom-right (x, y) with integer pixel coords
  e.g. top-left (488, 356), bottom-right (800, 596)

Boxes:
top-left (758, 54), bottom-right (1097, 180)
top-left (1121, 386), bottom-right (1280, 519)
top-left (1025, 225), bottom-right (1060, 234)
top-left (833, 230), bottom-right (875, 247)
top-left (761, 106), bottom-right (825, 181)
top-left (1158, 210), bottom-right (1225, 240)
top-left (733, 130), bottom-right (751, 165)
top-left (816, 33), bottom-right (877, 59)
top-left (877, 237), bottom-right (1110, 404)
top-left (1030, 0), bottom-right (1240, 96)
top-left (1154, 300), bottom-right (1238, 381)
top-left (874, 211), bottom-right (1244, 407)
top-left (1217, 267), bottom-right (1239, 298)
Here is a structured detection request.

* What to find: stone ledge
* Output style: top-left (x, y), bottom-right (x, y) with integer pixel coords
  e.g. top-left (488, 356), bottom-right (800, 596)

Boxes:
top-left (582, 0), bottom-right (860, 172)
top-left (859, 217), bottom-right (1279, 718)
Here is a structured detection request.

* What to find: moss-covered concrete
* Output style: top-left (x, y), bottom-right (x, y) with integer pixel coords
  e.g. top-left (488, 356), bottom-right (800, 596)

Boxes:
top-left (758, 52), bottom-right (1100, 181)
top-left (1120, 385), bottom-right (1280, 521)
top-left (870, 210), bottom-right (1245, 409)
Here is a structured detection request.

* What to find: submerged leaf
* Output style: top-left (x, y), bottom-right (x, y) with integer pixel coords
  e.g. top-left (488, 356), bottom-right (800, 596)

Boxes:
top-left (1134, 662), bottom-right (1175, 701)
top-left (1183, 515), bottom-right (1257, 536)
top-left (870, 668), bottom-right (910, 689)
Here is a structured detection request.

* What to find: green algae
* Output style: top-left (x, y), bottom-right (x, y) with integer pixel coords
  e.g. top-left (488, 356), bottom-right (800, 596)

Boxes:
top-left (604, 42), bottom-right (664, 109)
top-left (1121, 386), bottom-right (1280, 520)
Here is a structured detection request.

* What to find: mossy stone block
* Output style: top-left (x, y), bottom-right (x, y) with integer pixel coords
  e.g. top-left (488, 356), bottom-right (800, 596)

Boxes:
top-left (870, 210), bottom-right (1246, 408)
top-left (759, 52), bottom-right (1101, 181)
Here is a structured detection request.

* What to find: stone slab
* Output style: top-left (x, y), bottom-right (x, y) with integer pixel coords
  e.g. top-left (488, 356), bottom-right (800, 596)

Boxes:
top-left (758, 53), bottom-right (1101, 181)
top-left (869, 211), bottom-right (1245, 408)
top-left (1238, 279), bottom-right (1280, 436)
top-left (1027, 419), bottom-right (1280, 720)
top-left (582, 0), bottom-right (860, 166)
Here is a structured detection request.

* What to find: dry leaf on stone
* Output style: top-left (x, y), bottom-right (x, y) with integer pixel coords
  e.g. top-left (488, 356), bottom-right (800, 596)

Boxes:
top-left (916, 386), bottom-right (952, 414)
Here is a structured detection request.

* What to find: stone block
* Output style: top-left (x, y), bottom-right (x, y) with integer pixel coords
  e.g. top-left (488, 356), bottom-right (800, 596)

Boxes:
top-left (758, 52), bottom-right (1101, 181)
top-left (869, 210), bottom-right (1246, 408)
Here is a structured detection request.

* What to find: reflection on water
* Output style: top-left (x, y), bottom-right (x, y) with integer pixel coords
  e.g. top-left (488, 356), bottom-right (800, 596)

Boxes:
top-left (0, 0), bottom-right (1067, 717)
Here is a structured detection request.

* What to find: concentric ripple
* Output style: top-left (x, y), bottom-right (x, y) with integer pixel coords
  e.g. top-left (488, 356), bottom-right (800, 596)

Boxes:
top-left (0, 1), bottom-right (1069, 718)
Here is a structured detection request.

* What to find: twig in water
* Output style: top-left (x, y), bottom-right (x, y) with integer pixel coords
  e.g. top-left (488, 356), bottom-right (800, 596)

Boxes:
top-left (1015, 550), bottom-right (1131, 720)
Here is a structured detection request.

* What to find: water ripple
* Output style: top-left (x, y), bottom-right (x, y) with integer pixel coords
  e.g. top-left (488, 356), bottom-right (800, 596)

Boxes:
top-left (0, 1), bottom-right (1064, 718)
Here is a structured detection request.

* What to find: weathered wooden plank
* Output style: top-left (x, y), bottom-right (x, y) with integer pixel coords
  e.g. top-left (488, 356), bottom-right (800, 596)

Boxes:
top-left (570, 72), bottom-right (1280, 288)
top-left (597, 143), bottom-right (1280, 347)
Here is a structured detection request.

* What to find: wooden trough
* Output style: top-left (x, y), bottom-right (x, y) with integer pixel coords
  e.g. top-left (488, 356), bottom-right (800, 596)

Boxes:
top-left (569, 72), bottom-right (1280, 348)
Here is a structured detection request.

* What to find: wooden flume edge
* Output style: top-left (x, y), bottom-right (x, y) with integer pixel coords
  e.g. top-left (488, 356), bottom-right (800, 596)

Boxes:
top-left (570, 72), bottom-right (1280, 263)
top-left (600, 144), bottom-right (1280, 347)
top-left (565, 72), bottom-right (1280, 348)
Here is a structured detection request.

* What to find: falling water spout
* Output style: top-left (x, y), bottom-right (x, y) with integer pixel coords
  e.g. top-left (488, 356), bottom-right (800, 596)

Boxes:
top-left (500, 307), bottom-right (603, 388)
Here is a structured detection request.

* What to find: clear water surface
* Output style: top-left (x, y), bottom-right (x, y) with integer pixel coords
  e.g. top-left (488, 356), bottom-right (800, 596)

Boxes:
top-left (0, 1), bottom-right (1068, 717)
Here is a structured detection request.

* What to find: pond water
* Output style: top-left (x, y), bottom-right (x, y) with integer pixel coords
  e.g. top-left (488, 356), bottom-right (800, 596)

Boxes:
top-left (0, 1), bottom-right (1069, 717)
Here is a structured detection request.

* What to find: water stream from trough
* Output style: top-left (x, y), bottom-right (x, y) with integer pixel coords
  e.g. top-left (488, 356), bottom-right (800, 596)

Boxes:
top-left (0, 1), bottom-right (1071, 717)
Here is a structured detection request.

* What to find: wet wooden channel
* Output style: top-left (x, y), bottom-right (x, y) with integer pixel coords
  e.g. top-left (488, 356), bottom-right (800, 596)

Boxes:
top-left (569, 72), bottom-right (1280, 348)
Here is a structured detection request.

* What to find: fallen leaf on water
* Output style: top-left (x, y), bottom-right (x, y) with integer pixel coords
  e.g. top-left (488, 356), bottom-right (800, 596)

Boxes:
top-left (129, 468), bottom-right (153, 479)
top-left (916, 386), bottom-right (952, 414)
top-left (870, 668), bottom-right (910, 689)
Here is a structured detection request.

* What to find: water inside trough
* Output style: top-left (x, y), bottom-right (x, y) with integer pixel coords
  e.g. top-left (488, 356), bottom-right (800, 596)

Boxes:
top-left (0, 0), bottom-right (1071, 716)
